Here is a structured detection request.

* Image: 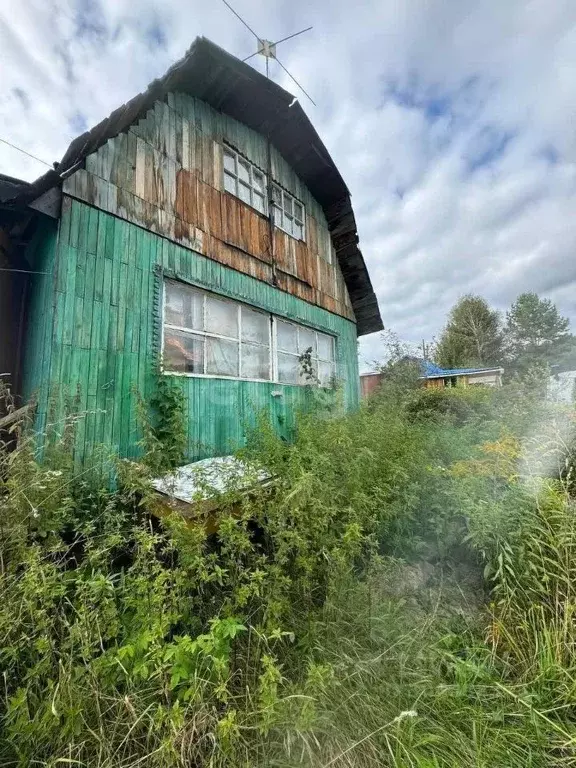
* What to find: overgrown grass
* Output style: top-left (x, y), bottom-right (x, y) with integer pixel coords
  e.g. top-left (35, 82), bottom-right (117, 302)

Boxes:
top-left (2, 379), bottom-right (576, 766)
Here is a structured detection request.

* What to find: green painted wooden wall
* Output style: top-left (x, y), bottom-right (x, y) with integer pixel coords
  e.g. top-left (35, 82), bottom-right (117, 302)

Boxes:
top-left (24, 199), bottom-right (359, 462)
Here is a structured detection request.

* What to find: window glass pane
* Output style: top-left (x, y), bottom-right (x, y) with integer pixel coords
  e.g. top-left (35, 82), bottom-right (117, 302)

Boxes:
top-left (223, 149), bottom-right (236, 174)
top-left (317, 333), bottom-right (334, 361)
top-left (276, 320), bottom-right (298, 353)
top-left (272, 204), bottom-right (283, 226)
top-left (293, 222), bottom-right (303, 240)
top-left (283, 194), bottom-right (292, 215)
top-left (253, 192), bottom-right (265, 213)
top-left (298, 327), bottom-right (316, 355)
top-left (242, 307), bottom-right (269, 344)
top-left (294, 202), bottom-right (303, 221)
top-left (284, 213), bottom-right (293, 234)
top-left (224, 172), bottom-right (236, 195)
top-left (163, 329), bottom-right (204, 373)
top-left (238, 158), bottom-right (250, 184)
top-left (272, 184), bottom-right (282, 205)
top-left (277, 352), bottom-right (300, 384)
top-left (206, 338), bottom-right (239, 377)
top-left (238, 182), bottom-right (251, 204)
top-left (205, 295), bottom-right (238, 338)
top-left (165, 282), bottom-right (203, 330)
top-left (253, 170), bottom-right (265, 194)
top-left (241, 343), bottom-right (270, 380)
top-left (318, 361), bottom-right (335, 387)
top-left (224, 150), bottom-right (236, 173)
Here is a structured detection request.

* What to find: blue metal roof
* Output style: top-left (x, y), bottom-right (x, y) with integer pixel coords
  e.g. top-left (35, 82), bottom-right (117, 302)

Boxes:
top-left (420, 360), bottom-right (501, 378)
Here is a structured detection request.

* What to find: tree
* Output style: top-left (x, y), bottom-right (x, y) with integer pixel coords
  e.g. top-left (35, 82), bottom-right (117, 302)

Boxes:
top-left (504, 292), bottom-right (574, 375)
top-left (374, 329), bottom-right (422, 391)
top-left (435, 295), bottom-right (503, 369)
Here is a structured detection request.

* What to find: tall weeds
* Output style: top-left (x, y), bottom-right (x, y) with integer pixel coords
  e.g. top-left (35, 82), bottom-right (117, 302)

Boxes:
top-left (2, 381), bottom-right (576, 766)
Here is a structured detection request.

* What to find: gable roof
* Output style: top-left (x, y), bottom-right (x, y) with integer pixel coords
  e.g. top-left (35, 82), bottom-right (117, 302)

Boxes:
top-left (2, 37), bottom-right (382, 336)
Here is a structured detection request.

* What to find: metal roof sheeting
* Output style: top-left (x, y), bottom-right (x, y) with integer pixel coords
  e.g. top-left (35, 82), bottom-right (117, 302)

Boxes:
top-left (3, 37), bottom-right (382, 336)
top-left (421, 360), bottom-right (504, 379)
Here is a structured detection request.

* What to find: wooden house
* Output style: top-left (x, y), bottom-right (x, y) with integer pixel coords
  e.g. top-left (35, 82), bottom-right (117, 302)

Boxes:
top-left (0, 38), bottom-right (382, 461)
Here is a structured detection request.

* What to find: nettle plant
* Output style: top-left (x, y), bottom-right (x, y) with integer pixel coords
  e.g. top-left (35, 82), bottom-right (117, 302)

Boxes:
top-left (138, 372), bottom-right (188, 474)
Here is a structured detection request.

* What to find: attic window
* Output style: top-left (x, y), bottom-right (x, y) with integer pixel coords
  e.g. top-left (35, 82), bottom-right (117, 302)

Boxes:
top-left (222, 146), bottom-right (266, 214)
top-left (271, 184), bottom-right (305, 242)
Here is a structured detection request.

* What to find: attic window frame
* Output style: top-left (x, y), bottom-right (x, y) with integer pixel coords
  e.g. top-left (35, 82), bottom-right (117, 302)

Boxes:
top-left (271, 183), bottom-right (306, 242)
top-left (222, 145), bottom-right (267, 215)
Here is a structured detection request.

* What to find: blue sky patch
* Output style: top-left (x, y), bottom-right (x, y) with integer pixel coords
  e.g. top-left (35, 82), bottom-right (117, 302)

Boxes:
top-left (465, 126), bottom-right (515, 172)
top-left (69, 111), bottom-right (88, 135)
top-left (75, 0), bottom-right (107, 43)
top-left (539, 144), bottom-right (560, 165)
top-left (145, 20), bottom-right (167, 50)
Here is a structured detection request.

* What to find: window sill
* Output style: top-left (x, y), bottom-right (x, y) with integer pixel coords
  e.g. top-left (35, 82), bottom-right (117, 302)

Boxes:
top-left (222, 191), bottom-right (307, 245)
top-left (161, 370), bottom-right (333, 388)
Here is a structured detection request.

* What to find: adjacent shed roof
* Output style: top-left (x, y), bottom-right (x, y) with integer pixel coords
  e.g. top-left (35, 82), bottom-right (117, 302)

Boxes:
top-left (421, 360), bottom-right (503, 379)
top-left (2, 37), bottom-right (382, 336)
top-left (0, 174), bottom-right (30, 204)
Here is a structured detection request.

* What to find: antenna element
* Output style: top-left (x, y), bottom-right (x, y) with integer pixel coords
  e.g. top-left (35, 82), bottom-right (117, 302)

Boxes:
top-left (220, 0), bottom-right (315, 105)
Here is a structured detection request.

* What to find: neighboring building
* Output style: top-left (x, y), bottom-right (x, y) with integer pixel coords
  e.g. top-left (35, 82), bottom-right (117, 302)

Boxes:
top-left (360, 372), bottom-right (384, 399)
top-left (0, 37), bottom-right (382, 461)
top-left (421, 361), bottom-right (503, 388)
top-left (360, 359), bottom-right (503, 397)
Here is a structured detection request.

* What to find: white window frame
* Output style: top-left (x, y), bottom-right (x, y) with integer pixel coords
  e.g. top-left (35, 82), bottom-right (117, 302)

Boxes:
top-left (273, 316), bottom-right (336, 386)
top-left (221, 144), bottom-right (306, 243)
top-left (162, 280), bottom-right (336, 387)
top-left (162, 281), bottom-right (273, 383)
top-left (222, 145), bottom-right (267, 215)
top-left (271, 182), bottom-right (306, 242)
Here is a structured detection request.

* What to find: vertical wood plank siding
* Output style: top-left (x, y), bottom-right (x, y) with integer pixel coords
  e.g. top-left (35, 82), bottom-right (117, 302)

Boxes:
top-left (23, 199), bottom-right (359, 462)
top-left (63, 91), bottom-right (354, 323)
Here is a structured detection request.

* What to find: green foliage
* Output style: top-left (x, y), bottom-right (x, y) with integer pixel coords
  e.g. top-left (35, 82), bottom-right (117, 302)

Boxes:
top-left (405, 385), bottom-right (493, 425)
top-left (375, 329), bottom-right (423, 394)
top-left (3, 380), bottom-right (576, 766)
top-left (139, 373), bottom-right (187, 473)
top-left (504, 292), bottom-right (575, 376)
top-left (435, 294), bottom-right (503, 368)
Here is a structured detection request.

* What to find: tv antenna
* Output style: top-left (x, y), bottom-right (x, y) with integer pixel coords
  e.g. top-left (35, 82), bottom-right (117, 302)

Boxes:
top-left (220, 0), bottom-right (316, 106)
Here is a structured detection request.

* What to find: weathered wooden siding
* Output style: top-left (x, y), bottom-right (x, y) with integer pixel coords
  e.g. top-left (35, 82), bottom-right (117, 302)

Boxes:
top-left (23, 199), bottom-right (359, 461)
top-left (63, 92), bottom-right (354, 323)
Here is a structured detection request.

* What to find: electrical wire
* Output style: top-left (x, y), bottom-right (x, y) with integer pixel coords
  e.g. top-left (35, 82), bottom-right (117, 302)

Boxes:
top-left (0, 137), bottom-right (52, 168)
top-left (0, 268), bottom-right (48, 274)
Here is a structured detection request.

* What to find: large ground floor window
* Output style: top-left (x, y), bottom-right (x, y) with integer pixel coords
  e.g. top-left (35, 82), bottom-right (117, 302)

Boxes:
top-left (162, 279), bottom-right (337, 387)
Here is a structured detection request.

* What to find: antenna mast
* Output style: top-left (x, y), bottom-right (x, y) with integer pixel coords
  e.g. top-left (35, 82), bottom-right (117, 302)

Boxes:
top-left (220, 0), bottom-right (315, 104)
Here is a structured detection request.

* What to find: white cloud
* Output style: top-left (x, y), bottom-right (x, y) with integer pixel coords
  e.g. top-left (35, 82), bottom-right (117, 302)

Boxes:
top-left (2, 0), bottom-right (576, 374)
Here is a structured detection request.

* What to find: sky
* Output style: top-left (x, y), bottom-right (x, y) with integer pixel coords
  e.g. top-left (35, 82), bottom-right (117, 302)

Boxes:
top-left (2, 0), bottom-right (576, 372)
